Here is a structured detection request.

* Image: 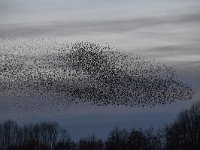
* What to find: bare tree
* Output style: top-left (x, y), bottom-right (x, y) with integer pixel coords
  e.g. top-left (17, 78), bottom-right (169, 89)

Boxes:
top-left (165, 102), bottom-right (200, 150)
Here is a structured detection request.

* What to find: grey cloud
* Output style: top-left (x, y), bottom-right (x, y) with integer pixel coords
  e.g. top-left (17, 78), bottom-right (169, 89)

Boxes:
top-left (1, 10), bottom-right (200, 37)
top-left (146, 43), bottom-right (200, 56)
top-left (142, 43), bottom-right (200, 69)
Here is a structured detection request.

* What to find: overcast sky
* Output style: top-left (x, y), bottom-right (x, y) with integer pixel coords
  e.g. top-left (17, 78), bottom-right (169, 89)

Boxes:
top-left (0, 0), bottom-right (200, 139)
top-left (1, 0), bottom-right (200, 62)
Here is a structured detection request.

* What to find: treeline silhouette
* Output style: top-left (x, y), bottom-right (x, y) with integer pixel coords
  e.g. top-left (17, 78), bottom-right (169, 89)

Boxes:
top-left (1, 102), bottom-right (200, 150)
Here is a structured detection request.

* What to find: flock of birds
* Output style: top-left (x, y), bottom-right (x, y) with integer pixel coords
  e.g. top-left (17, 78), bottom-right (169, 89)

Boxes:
top-left (0, 35), bottom-right (194, 108)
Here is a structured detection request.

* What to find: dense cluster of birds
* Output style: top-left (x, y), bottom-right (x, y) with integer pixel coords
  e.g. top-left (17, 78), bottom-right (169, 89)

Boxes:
top-left (0, 36), bottom-right (194, 108)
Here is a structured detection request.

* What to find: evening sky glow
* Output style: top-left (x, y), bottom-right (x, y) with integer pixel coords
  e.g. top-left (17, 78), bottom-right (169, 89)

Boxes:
top-left (0, 0), bottom-right (200, 139)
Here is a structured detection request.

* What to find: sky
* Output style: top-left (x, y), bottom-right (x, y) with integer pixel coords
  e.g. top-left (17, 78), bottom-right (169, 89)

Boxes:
top-left (0, 0), bottom-right (200, 140)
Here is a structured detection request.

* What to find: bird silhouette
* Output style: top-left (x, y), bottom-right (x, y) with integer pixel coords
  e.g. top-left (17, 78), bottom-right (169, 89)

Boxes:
top-left (0, 36), bottom-right (194, 108)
